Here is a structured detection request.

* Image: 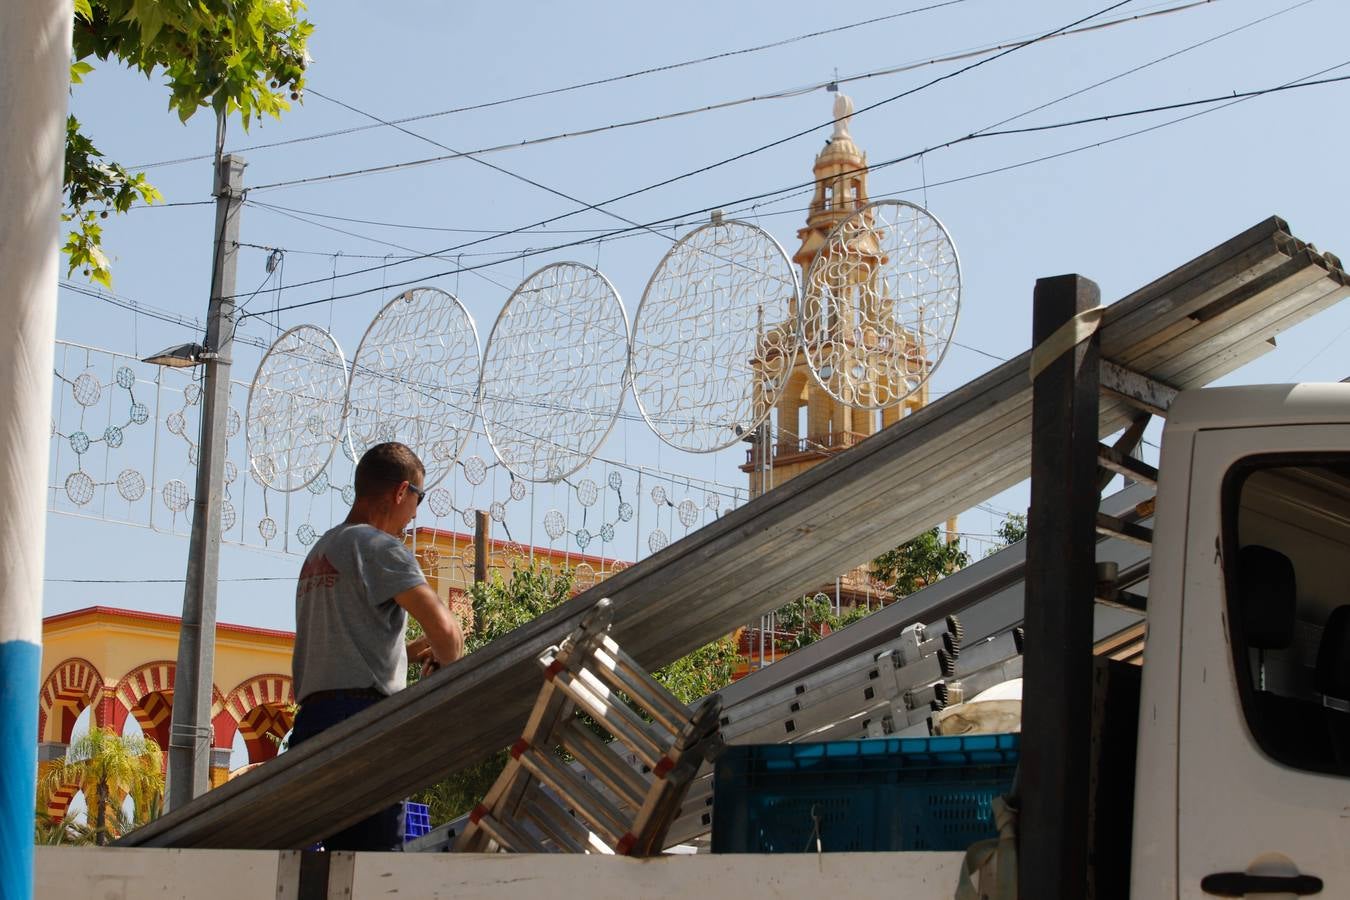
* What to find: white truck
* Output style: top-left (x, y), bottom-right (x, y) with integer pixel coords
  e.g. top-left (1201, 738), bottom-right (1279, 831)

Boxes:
top-left (1124, 381), bottom-right (1350, 898)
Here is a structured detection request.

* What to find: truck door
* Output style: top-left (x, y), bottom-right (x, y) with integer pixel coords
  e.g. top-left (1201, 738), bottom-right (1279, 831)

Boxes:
top-left (1177, 426), bottom-right (1350, 898)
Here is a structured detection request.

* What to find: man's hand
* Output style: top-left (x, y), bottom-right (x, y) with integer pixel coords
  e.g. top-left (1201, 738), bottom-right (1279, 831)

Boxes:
top-left (395, 583), bottom-right (465, 675)
top-left (407, 634), bottom-right (433, 664)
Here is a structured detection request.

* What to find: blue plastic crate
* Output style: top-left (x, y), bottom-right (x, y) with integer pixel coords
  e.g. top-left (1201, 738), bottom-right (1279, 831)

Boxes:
top-left (711, 733), bottom-right (1018, 853)
top-left (403, 801), bottom-right (432, 842)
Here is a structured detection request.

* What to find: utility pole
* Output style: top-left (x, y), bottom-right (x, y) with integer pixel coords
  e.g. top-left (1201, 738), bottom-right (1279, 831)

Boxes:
top-left (166, 121), bottom-right (246, 810)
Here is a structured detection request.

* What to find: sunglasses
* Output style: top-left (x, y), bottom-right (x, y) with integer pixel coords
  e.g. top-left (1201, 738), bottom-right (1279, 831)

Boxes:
top-left (406, 482), bottom-right (427, 507)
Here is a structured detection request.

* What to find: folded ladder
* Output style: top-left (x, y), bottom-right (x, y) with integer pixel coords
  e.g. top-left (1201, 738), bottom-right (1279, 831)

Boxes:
top-left (456, 597), bottom-right (723, 855)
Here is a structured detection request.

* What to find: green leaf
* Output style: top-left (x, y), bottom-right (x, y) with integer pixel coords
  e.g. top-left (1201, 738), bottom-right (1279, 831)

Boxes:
top-left (69, 60), bottom-right (94, 84)
top-left (73, 0), bottom-right (92, 22)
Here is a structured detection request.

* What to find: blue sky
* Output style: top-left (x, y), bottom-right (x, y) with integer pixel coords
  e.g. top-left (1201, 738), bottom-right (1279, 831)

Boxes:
top-left (48, 0), bottom-right (1350, 633)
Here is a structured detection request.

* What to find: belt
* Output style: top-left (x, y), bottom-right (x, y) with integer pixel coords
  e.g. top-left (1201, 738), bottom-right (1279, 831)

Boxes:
top-left (300, 687), bottom-right (387, 705)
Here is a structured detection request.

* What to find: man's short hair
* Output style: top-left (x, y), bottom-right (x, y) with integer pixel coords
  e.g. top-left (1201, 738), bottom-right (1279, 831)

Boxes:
top-left (354, 442), bottom-right (425, 498)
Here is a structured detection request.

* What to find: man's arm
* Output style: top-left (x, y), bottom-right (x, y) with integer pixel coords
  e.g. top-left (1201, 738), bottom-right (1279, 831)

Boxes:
top-left (395, 583), bottom-right (464, 671)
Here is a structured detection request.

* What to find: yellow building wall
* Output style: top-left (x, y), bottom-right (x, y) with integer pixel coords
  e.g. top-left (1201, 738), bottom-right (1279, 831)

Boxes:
top-left (37, 607), bottom-right (296, 825)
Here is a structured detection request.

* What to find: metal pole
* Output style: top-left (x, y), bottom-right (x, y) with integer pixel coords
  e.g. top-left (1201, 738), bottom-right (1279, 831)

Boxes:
top-left (755, 421), bottom-right (771, 499)
top-left (474, 510), bottom-right (489, 585)
top-left (166, 135), bottom-right (246, 809)
top-left (0, 1), bottom-right (71, 892)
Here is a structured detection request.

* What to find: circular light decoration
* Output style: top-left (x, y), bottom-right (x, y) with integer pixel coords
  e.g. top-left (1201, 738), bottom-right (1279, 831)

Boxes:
top-left (72, 372), bottom-right (102, 407)
top-left (259, 516), bottom-right (278, 542)
top-left (116, 469), bottom-right (145, 502)
top-left (104, 426), bottom-right (124, 449)
top-left (607, 471), bottom-right (622, 491)
top-left (461, 508), bottom-right (477, 529)
top-left (648, 529), bottom-right (669, 554)
top-left (166, 412), bottom-right (185, 436)
top-left (221, 500), bottom-right (237, 532)
top-left (600, 522), bottom-right (615, 543)
top-left (427, 488), bottom-right (453, 518)
top-left (162, 479), bottom-right (191, 514)
top-left (631, 218), bottom-right (799, 452)
top-left (297, 523), bottom-right (316, 546)
top-left (480, 262), bottom-right (628, 482)
top-left (576, 478), bottom-right (599, 508)
top-left (543, 509), bottom-right (566, 541)
top-left (574, 562), bottom-right (597, 591)
top-left (226, 408), bottom-right (241, 438)
top-left (246, 324), bottom-right (349, 493)
top-left (115, 366), bottom-right (137, 390)
top-left (69, 431), bottom-right (90, 455)
top-left (224, 460), bottom-right (238, 484)
top-left (650, 485), bottom-right (667, 507)
top-left (184, 383), bottom-right (202, 406)
top-left (342, 484), bottom-right (357, 505)
top-left (705, 493), bottom-right (720, 512)
top-left (344, 287), bottom-right (481, 487)
top-left (463, 455), bottom-right (487, 486)
top-left (576, 528), bottom-right (592, 550)
top-left (677, 499), bottom-right (699, 528)
top-left (509, 479), bottom-right (527, 502)
top-left (130, 402), bottom-right (150, 425)
top-left (65, 472), bottom-right (95, 506)
top-left (617, 502), bottom-right (633, 523)
top-left (489, 501), bottom-right (506, 523)
top-left (801, 199), bottom-right (961, 410)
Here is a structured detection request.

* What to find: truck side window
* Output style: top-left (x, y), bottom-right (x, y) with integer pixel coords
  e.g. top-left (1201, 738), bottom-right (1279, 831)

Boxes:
top-left (1223, 455), bottom-right (1350, 777)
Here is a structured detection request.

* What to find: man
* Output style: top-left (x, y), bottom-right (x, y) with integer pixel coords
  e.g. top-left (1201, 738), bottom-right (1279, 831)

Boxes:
top-left (290, 442), bottom-right (464, 851)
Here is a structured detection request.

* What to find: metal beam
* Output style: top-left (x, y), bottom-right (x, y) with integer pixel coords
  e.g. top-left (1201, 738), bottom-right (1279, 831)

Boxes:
top-left (1096, 443), bottom-right (1159, 488)
top-left (1100, 360), bottom-right (1177, 417)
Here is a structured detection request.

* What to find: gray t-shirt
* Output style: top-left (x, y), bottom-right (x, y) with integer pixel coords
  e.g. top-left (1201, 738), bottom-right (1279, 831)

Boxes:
top-left (292, 523), bottom-right (427, 700)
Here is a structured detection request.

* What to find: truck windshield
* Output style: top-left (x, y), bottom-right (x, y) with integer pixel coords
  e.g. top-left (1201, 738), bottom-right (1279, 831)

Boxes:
top-left (1223, 455), bottom-right (1350, 777)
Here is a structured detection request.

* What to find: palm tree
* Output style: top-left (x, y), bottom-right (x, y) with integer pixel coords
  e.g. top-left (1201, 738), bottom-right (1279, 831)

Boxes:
top-left (38, 726), bottom-right (164, 845)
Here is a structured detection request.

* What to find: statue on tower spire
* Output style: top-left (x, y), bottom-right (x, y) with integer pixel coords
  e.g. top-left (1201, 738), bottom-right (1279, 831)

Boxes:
top-left (831, 91), bottom-right (854, 141)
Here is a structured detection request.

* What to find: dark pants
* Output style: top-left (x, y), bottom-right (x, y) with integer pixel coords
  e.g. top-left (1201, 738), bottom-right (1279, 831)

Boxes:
top-left (290, 691), bottom-right (404, 851)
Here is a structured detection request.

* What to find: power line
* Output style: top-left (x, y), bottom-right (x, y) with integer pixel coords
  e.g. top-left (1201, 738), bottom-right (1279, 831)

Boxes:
top-left (304, 88), bottom-right (683, 255)
top-left (977, 72), bottom-right (1350, 138)
top-left (232, 0), bottom-right (1139, 303)
top-left (131, 0), bottom-right (976, 170)
top-left (60, 281), bottom-right (274, 351)
top-left (244, 200), bottom-right (519, 294)
top-left (247, 61), bottom-right (1349, 318)
top-left (246, 0), bottom-right (1222, 196)
top-left (227, 0), bottom-right (1271, 269)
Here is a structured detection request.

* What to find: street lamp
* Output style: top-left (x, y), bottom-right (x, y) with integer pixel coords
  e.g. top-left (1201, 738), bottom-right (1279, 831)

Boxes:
top-left (141, 342), bottom-right (207, 369)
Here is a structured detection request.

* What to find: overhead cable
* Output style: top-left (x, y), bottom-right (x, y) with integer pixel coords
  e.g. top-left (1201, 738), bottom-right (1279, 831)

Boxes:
top-left (131, 0), bottom-right (976, 170)
top-left (244, 61), bottom-right (1350, 318)
top-left (233, 0), bottom-right (1140, 302)
top-left (247, 0), bottom-right (1213, 194)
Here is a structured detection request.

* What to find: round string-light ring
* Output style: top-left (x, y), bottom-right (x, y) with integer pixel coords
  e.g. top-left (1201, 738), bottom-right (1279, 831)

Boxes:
top-left (631, 218), bottom-right (799, 453)
top-left (480, 262), bottom-right (629, 482)
top-left (246, 324), bottom-right (349, 492)
top-left (345, 286), bottom-right (480, 488)
top-left (800, 199), bottom-right (961, 410)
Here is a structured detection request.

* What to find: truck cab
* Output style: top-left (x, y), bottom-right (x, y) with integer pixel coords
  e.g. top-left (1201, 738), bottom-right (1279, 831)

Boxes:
top-left (1132, 383), bottom-right (1350, 898)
